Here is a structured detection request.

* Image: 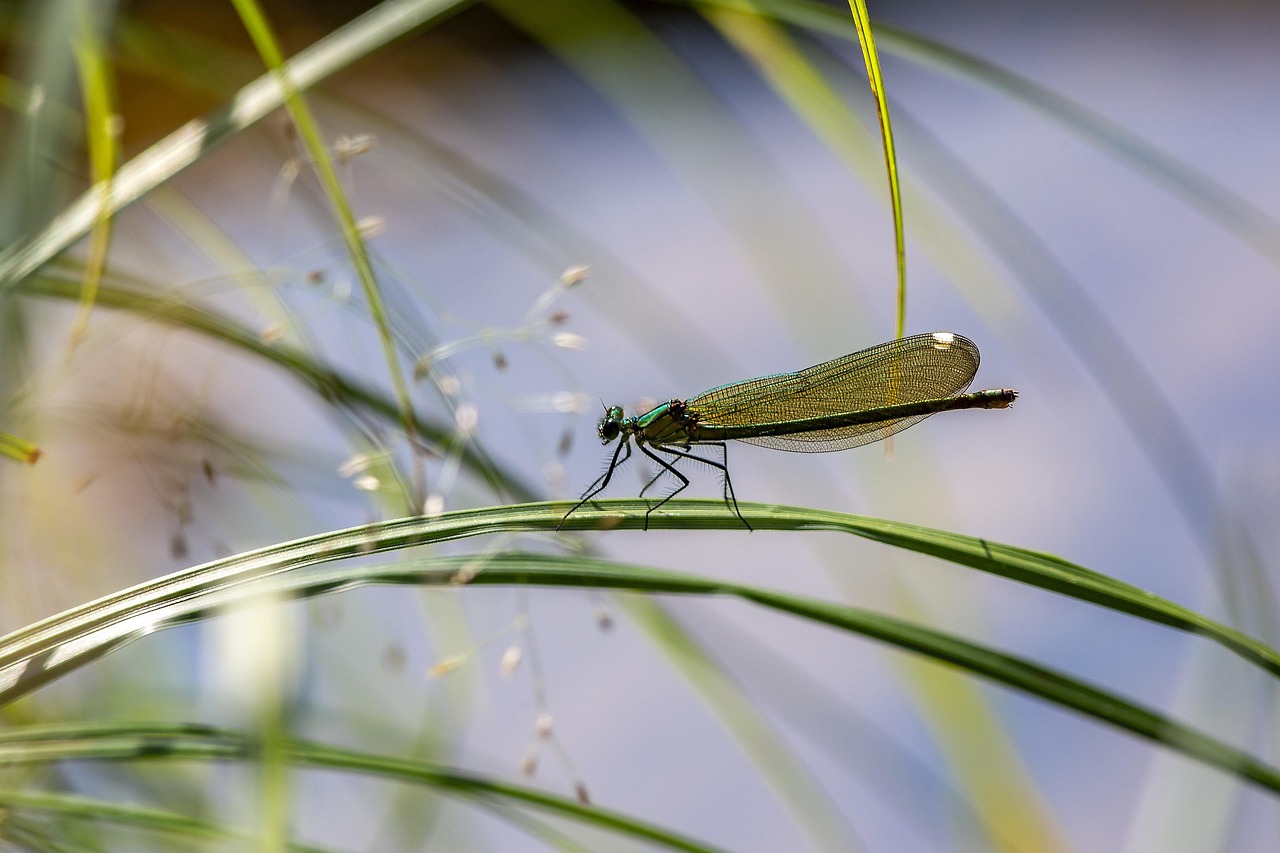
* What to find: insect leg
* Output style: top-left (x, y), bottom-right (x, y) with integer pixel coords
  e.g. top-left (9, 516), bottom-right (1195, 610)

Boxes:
top-left (636, 442), bottom-right (690, 530)
top-left (558, 438), bottom-right (632, 530)
top-left (652, 442), bottom-right (751, 531)
top-left (639, 440), bottom-right (690, 498)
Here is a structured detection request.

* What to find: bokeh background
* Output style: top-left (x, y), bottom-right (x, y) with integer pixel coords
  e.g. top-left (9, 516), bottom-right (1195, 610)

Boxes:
top-left (2, 0), bottom-right (1279, 849)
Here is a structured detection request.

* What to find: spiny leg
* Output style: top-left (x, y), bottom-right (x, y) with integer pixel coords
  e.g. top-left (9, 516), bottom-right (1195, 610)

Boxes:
top-left (652, 442), bottom-right (751, 531)
top-left (638, 441), bottom-right (691, 498)
top-left (636, 442), bottom-right (691, 530)
top-left (558, 438), bottom-right (631, 529)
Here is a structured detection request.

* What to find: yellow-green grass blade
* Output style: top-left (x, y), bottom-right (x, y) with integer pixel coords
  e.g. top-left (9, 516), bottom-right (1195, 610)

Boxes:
top-left (230, 0), bottom-right (419, 473)
top-left (4, 501), bottom-right (1278, 696)
top-left (844, 0), bottom-right (905, 336)
top-left (0, 723), bottom-right (722, 853)
top-left (687, 0), bottom-right (1280, 274)
top-left (0, 0), bottom-right (476, 295)
top-left (3, 504), bottom-right (1280, 794)
top-left (69, 3), bottom-right (117, 347)
top-left (683, 0), bottom-right (1019, 348)
top-left (0, 789), bottom-right (336, 852)
top-left (488, 0), bottom-right (863, 351)
top-left (614, 595), bottom-right (861, 851)
top-left (16, 269), bottom-right (536, 504)
top-left (700, 5), bottom-right (900, 340)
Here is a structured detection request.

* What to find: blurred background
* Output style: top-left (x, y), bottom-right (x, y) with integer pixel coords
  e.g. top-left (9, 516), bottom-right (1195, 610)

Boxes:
top-left (2, 0), bottom-right (1279, 849)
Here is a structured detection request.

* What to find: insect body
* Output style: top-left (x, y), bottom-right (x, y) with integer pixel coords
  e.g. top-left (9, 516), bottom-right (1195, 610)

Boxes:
top-left (562, 332), bottom-right (1017, 530)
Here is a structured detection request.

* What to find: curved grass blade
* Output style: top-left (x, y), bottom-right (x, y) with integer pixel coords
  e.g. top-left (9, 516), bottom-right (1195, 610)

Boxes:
top-left (3, 506), bottom-right (1280, 794)
top-left (17, 270), bottom-right (537, 504)
top-left (488, 0), bottom-right (859, 350)
top-left (613, 595), bottom-right (862, 851)
top-left (708, 0), bottom-right (907, 334)
top-left (231, 0), bottom-right (420, 471)
top-left (688, 0), bottom-right (1280, 274)
top-left (4, 501), bottom-right (1279, 705)
top-left (0, 0), bottom-right (476, 294)
top-left (0, 723), bottom-right (723, 853)
top-left (844, 0), bottom-right (906, 336)
top-left (246, 552), bottom-right (1280, 796)
top-left (0, 789), bottom-right (335, 852)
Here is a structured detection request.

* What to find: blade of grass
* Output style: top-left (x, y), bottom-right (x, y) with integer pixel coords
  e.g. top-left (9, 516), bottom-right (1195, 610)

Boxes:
top-left (4, 500), bottom-right (1280, 701)
top-left (615, 595), bottom-right (864, 851)
top-left (110, 13), bottom-right (749, 386)
top-left (708, 0), bottom-right (909, 334)
top-left (0, 789), bottom-right (336, 852)
top-left (690, 0), bottom-right (1280, 274)
top-left (17, 270), bottom-right (537, 504)
top-left (0, 0), bottom-right (477, 294)
top-left (843, 0), bottom-right (905, 337)
top-left (3, 506), bottom-right (1280, 793)
top-left (230, 0), bottom-right (420, 496)
top-left (0, 723), bottom-right (723, 853)
top-left (488, 0), bottom-right (864, 352)
top-left (233, 552), bottom-right (1280, 797)
top-left (68, 3), bottom-right (116, 348)
top-left (686, 0), bottom-right (1022, 340)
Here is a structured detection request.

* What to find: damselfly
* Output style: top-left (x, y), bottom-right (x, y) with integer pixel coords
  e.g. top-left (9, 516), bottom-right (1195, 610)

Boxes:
top-left (561, 332), bottom-right (1016, 530)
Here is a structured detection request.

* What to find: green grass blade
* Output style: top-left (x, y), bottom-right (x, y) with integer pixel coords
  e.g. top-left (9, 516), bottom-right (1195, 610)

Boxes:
top-left (614, 595), bottom-right (864, 851)
top-left (0, 789), bottom-right (335, 852)
top-left (4, 500), bottom-right (1279, 703)
top-left (3, 505), bottom-right (1280, 794)
top-left (489, 0), bottom-right (860, 350)
top-left (675, 0), bottom-right (1018, 350)
top-left (265, 552), bottom-right (1280, 796)
top-left (17, 270), bottom-right (537, 503)
top-left (843, 0), bottom-right (905, 337)
top-left (0, 723), bottom-right (723, 853)
top-left (0, 0), bottom-right (476, 294)
top-left (692, 0), bottom-right (1280, 274)
top-left (68, 3), bottom-right (116, 347)
top-left (230, 0), bottom-right (420, 482)
top-left (700, 6), bottom-right (901, 345)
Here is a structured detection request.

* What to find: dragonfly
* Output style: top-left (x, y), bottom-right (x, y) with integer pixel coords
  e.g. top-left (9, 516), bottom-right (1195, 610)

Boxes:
top-left (560, 331), bottom-right (1016, 530)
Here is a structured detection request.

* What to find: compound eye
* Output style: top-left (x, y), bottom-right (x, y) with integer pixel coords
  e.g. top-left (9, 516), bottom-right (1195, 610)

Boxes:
top-left (599, 419), bottom-right (620, 442)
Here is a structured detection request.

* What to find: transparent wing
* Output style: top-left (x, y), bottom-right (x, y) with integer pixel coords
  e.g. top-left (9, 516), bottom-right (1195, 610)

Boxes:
top-left (687, 332), bottom-right (980, 452)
